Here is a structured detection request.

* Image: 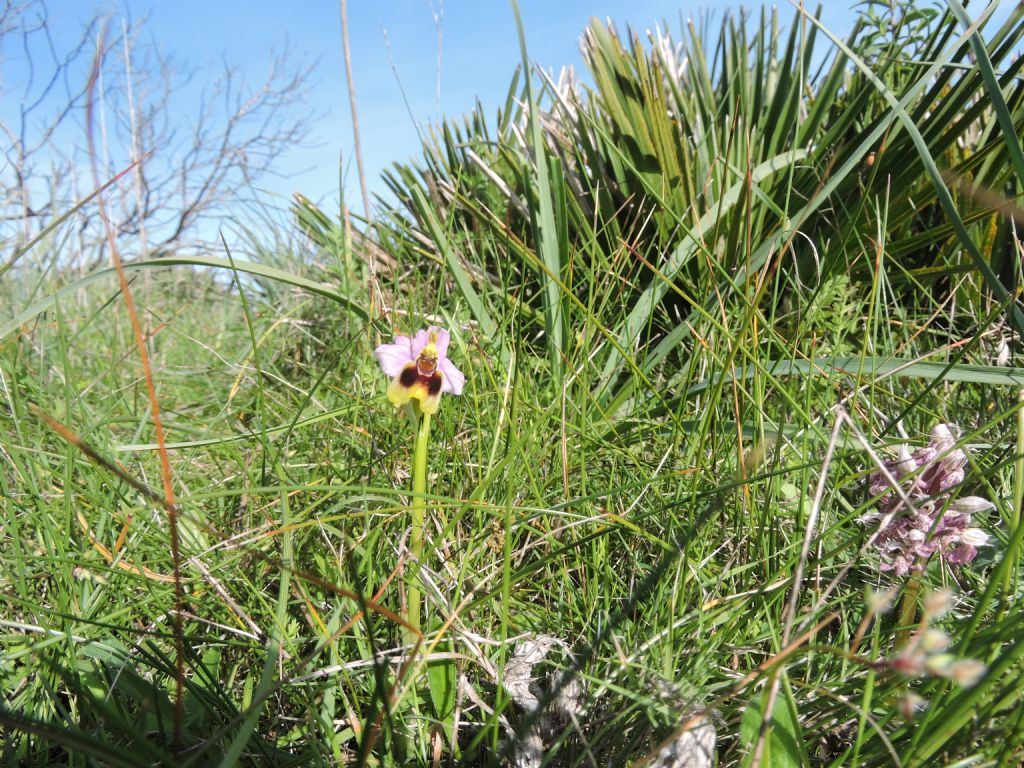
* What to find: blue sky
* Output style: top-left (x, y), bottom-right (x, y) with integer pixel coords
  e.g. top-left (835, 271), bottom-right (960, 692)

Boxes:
top-left (98, 0), bottom-right (860, 216)
top-left (12, 1), bottom-right (1011, 223)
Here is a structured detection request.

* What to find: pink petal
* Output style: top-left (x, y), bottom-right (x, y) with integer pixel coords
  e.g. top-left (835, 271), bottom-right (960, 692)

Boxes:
top-left (439, 357), bottom-right (465, 395)
top-left (945, 543), bottom-right (977, 565)
top-left (430, 327), bottom-right (450, 359)
top-left (411, 329), bottom-right (431, 358)
top-left (942, 449), bottom-right (967, 472)
top-left (937, 468), bottom-right (965, 492)
top-left (375, 336), bottom-right (414, 377)
top-left (410, 326), bottom-right (451, 359)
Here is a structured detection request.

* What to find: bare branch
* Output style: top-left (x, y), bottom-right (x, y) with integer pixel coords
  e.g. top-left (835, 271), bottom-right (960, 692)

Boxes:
top-left (1, 0), bottom-right (317, 264)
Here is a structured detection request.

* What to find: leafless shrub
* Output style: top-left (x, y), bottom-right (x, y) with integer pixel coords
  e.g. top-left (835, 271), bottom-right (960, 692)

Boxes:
top-left (1, 0), bottom-right (316, 267)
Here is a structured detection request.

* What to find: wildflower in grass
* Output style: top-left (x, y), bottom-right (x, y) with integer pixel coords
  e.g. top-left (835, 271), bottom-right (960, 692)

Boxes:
top-left (861, 424), bottom-right (993, 576)
top-left (375, 326), bottom-right (465, 415)
top-left (374, 325), bottom-right (464, 637)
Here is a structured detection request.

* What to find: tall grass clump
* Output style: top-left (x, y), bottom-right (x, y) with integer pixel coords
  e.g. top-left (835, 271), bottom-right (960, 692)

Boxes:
top-left (4, 0), bottom-right (1024, 765)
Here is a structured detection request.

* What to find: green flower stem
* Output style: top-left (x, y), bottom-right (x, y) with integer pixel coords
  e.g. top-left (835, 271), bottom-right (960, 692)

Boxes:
top-left (1007, 389), bottom-right (1024, 597)
top-left (895, 572), bottom-right (921, 651)
top-left (407, 411), bottom-right (431, 639)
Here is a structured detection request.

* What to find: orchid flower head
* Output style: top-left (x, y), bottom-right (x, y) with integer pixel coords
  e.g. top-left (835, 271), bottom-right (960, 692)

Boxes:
top-left (375, 326), bottom-right (465, 415)
top-left (862, 422), bottom-right (994, 576)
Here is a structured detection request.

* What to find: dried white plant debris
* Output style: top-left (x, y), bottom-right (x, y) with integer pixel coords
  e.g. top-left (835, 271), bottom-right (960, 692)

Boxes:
top-left (504, 635), bottom-right (561, 711)
top-left (648, 714), bottom-right (717, 768)
top-left (996, 336), bottom-right (1011, 366)
top-left (510, 729), bottom-right (544, 768)
top-left (502, 635), bottom-right (584, 768)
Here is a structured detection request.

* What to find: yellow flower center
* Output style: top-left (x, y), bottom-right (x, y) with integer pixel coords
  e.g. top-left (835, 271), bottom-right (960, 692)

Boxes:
top-left (416, 331), bottom-right (439, 376)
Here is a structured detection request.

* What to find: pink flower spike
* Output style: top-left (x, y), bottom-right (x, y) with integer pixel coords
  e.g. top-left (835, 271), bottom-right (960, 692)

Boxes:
top-left (862, 421), bottom-right (994, 575)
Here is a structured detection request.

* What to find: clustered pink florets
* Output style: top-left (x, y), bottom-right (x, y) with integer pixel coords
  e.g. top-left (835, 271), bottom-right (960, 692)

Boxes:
top-left (861, 424), bottom-right (992, 577)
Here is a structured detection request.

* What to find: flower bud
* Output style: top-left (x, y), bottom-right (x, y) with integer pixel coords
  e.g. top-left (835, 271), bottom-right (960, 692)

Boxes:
top-left (919, 628), bottom-right (950, 653)
top-left (951, 496), bottom-right (994, 515)
top-left (898, 692), bottom-right (926, 719)
top-left (923, 652), bottom-right (957, 677)
top-left (946, 659), bottom-right (986, 687)
top-left (922, 588), bottom-right (953, 619)
top-left (930, 423), bottom-right (955, 448)
top-left (996, 338), bottom-right (1011, 366)
top-left (961, 528), bottom-right (989, 547)
top-left (865, 586), bottom-right (897, 614)
top-left (890, 652), bottom-right (926, 676)
top-left (896, 444), bottom-right (916, 473)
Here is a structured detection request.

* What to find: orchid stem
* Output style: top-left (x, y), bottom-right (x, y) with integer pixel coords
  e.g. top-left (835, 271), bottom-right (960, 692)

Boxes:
top-left (407, 411), bottom-right (431, 641)
top-left (895, 572), bottom-right (921, 651)
top-left (1007, 389), bottom-right (1024, 598)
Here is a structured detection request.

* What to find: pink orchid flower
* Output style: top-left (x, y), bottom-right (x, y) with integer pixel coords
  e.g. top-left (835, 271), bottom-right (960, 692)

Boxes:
top-left (375, 326), bottom-right (465, 415)
top-left (861, 424), bottom-right (993, 576)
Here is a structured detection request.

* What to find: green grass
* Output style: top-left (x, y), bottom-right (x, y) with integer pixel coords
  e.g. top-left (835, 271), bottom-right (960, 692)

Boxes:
top-left (4, 1), bottom-right (1024, 765)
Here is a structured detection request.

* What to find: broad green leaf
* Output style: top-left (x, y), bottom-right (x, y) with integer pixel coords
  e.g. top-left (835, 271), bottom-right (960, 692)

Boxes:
top-left (427, 657), bottom-right (457, 725)
top-left (739, 692), bottom-right (802, 768)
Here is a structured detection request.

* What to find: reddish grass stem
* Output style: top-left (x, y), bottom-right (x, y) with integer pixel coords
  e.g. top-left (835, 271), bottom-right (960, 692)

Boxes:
top-left (84, 25), bottom-right (186, 753)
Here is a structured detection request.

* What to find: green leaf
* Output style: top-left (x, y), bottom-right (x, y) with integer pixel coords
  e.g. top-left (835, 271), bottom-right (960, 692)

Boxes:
top-left (803, 5), bottom-right (1024, 335)
top-left (686, 357), bottom-right (1024, 397)
top-left (427, 656), bottom-right (457, 725)
top-left (739, 692), bottom-right (802, 768)
top-left (512, 0), bottom-right (567, 384)
top-left (410, 185), bottom-right (498, 340)
top-left (597, 149), bottom-right (807, 400)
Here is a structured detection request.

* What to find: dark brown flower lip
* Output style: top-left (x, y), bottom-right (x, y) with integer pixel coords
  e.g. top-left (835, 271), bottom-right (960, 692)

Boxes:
top-left (399, 365), bottom-right (418, 388)
top-left (399, 363), bottom-right (443, 395)
top-left (425, 371), bottom-right (443, 395)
